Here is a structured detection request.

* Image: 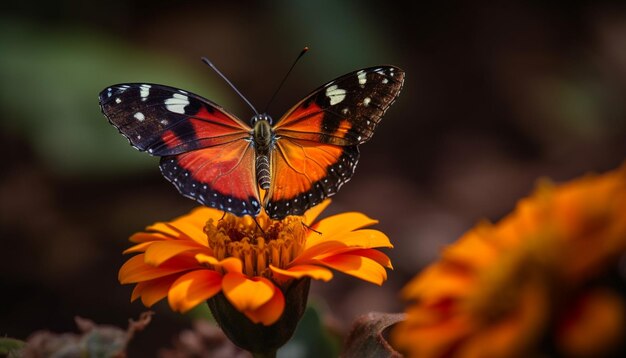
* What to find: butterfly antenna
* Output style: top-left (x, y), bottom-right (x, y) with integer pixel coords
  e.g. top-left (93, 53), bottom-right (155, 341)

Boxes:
top-left (201, 57), bottom-right (259, 116)
top-left (264, 46), bottom-right (309, 113)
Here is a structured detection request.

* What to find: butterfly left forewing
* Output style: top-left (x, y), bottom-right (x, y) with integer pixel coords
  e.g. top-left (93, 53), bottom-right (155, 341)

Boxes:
top-left (100, 83), bottom-right (261, 216)
top-left (99, 84), bottom-right (251, 156)
top-left (265, 66), bottom-right (404, 218)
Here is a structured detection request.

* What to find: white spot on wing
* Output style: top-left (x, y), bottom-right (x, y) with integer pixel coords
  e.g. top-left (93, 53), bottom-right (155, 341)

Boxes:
top-left (363, 97), bottom-right (371, 106)
top-left (325, 85), bottom-right (346, 106)
top-left (115, 97), bottom-right (121, 104)
top-left (134, 112), bottom-right (145, 121)
top-left (140, 84), bottom-right (151, 100)
top-left (357, 70), bottom-right (367, 86)
top-left (165, 93), bottom-right (190, 114)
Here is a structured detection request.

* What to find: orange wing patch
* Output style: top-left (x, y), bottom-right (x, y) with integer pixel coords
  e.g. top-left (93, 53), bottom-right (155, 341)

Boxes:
top-left (188, 106), bottom-right (252, 146)
top-left (265, 138), bottom-right (360, 219)
top-left (274, 100), bottom-right (325, 130)
top-left (274, 101), bottom-right (354, 146)
top-left (160, 140), bottom-right (261, 216)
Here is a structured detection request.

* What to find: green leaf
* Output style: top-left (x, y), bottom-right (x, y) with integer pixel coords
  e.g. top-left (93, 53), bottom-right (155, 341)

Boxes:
top-left (278, 305), bottom-right (340, 358)
top-left (0, 337), bottom-right (25, 357)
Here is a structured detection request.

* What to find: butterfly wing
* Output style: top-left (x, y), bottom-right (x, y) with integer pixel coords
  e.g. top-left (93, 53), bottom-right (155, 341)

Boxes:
top-left (100, 84), bottom-right (252, 155)
top-left (99, 84), bottom-right (261, 216)
top-left (267, 139), bottom-right (360, 218)
top-left (266, 66), bottom-right (405, 218)
top-left (160, 142), bottom-right (261, 216)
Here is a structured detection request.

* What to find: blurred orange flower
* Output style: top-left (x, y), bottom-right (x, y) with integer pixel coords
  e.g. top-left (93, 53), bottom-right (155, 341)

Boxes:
top-left (392, 163), bottom-right (626, 358)
top-left (118, 200), bottom-right (392, 326)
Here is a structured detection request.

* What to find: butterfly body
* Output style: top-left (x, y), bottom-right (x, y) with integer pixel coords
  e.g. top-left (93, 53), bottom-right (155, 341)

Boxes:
top-left (100, 66), bottom-right (404, 219)
top-left (251, 114), bottom-right (275, 190)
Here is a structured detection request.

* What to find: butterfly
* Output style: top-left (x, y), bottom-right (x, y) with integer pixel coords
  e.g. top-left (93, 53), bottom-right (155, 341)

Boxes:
top-left (99, 65), bottom-right (404, 219)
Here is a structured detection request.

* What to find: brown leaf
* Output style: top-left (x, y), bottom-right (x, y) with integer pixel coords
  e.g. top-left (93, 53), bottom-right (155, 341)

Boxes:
top-left (342, 312), bottom-right (405, 358)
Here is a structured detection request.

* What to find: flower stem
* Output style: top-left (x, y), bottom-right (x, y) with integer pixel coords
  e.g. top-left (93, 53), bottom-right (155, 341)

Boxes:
top-left (252, 350), bottom-right (277, 358)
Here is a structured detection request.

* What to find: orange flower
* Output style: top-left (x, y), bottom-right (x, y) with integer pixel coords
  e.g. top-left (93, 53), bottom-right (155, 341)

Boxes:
top-left (392, 163), bottom-right (626, 358)
top-left (118, 200), bottom-right (392, 327)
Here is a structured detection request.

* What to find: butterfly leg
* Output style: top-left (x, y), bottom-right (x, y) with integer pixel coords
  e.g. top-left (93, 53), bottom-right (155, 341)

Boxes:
top-left (252, 216), bottom-right (266, 235)
top-left (301, 221), bottom-right (322, 236)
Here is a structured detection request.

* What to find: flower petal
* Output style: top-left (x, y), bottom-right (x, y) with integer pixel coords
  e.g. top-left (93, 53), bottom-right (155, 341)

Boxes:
top-left (132, 275), bottom-right (178, 307)
top-left (222, 273), bottom-right (275, 311)
top-left (310, 212), bottom-right (378, 239)
top-left (243, 284), bottom-right (285, 325)
top-left (129, 231), bottom-right (171, 243)
top-left (303, 199), bottom-right (332, 226)
top-left (123, 241), bottom-right (154, 254)
top-left (317, 254), bottom-right (388, 285)
top-left (145, 240), bottom-right (207, 266)
top-left (270, 264), bottom-right (334, 281)
top-left (297, 229), bottom-right (392, 263)
top-left (119, 254), bottom-right (197, 283)
top-left (180, 206), bottom-right (222, 226)
top-left (141, 212), bottom-right (212, 247)
top-left (196, 254), bottom-right (243, 273)
top-left (164, 207), bottom-right (221, 245)
top-left (346, 248), bottom-right (393, 269)
top-left (402, 262), bottom-right (475, 302)
top-left (166, 221), bottom-right (207, 246)
top-left (145, 222), bottom-right (180, 238)
top-left (168, 270), bottom-right (223, 312)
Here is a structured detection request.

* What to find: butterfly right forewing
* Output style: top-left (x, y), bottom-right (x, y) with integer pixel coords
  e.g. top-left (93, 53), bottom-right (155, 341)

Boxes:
top-left (273, 66), bottom-right (404, 146)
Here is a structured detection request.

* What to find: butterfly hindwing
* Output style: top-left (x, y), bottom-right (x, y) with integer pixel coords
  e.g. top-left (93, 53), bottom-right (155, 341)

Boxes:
top-left (99, 84), bottom-right (251, 156)
top-left (265, 66), bottom-right (404, 218)
top-left (160, 140), bottom-right (261, 216)
top-left (265, 139), bottom-right (359, 218)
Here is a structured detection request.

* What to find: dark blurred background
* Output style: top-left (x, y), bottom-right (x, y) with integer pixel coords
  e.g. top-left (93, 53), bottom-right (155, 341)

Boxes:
top-left (1, 0), bottom-right (626, 356)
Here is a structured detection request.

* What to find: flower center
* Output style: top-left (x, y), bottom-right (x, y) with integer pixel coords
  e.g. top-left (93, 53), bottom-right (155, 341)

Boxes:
top-left (205, 213), bottom-right (307, 277)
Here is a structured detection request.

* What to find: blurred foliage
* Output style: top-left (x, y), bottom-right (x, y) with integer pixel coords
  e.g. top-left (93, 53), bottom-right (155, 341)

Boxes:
top-left (276, 1), bottom-right (397, 68)
top-left (0, 337), bottom-right (25, 357)
top-left (13, 312), bottom-right (152, 357)
top-left (185, 301), bottom-right (215, 323)
top-left (0, 17), bottom-right (234, 176)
